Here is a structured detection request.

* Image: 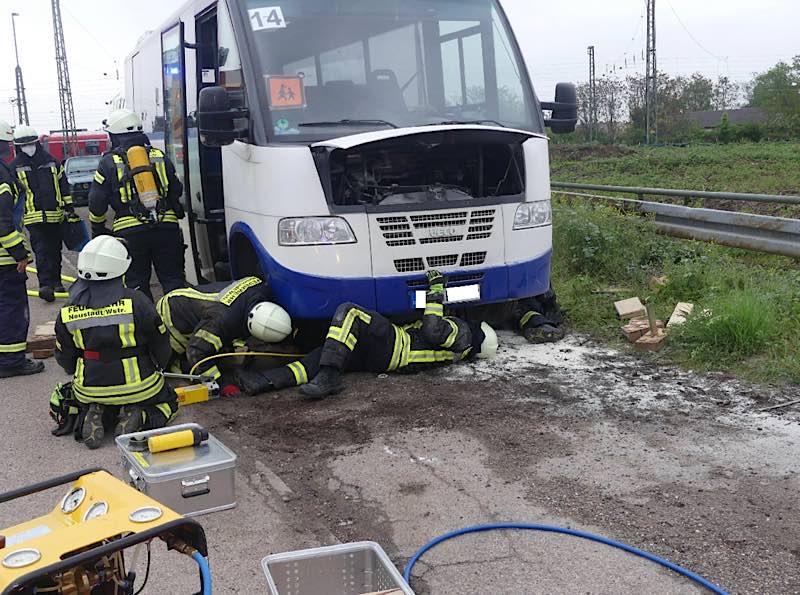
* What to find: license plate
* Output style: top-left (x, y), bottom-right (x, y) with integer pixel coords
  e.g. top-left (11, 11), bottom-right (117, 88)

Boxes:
top-left (414, 284), bottom-right (481, 309)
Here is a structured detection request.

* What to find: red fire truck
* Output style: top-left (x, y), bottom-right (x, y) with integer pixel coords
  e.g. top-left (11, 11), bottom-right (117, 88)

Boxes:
top-left (41, 130), bottom-right (109, 162)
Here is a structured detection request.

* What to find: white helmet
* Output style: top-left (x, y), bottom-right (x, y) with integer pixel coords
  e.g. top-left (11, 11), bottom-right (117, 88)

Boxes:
top-left (77, 236), bottom-right (131, 281)
top-left (477, 322), bottom-right (498, 360)
top-left (247, 302), bottom-right (292, 343)
top-left (0, 120), bottom-right (13, 142)
top-left (13, 125), bottom-right (38, 146)
top-left (103, 109), bottom-right (142, 135)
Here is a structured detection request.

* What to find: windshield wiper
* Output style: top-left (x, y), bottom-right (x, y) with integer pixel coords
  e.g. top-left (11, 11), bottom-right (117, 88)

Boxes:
top-left (298, 119), bottom-right (398, 129)
top-left (434, 119), bottom-right (506, 128)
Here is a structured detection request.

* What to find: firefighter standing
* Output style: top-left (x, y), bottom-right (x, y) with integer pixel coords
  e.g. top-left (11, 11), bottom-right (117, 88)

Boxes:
top-left (0, 120), bottom-right (44, 378)
top-left (55, 236), bottom-right (178, 449)
top-left (235, 270), bottom-right (498, 397)
top-left (156, 277), bottom-right (292, 388)
top-left (89, 109), bottom-right (186, 301)
top-left (11, 126), bottom-right (73, 302)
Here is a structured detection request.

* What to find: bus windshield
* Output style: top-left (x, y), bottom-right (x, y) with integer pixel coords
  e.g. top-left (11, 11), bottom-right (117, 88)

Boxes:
top-left (236, 0), bottom-right (540, 141)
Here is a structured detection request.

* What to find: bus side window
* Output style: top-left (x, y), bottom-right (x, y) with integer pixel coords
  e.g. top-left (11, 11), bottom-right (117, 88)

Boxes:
top-left (218, 0), bottom-right (246, 100)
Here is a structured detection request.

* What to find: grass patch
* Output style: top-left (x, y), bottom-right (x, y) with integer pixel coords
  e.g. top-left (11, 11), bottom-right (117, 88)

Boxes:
top-left (552, 200), bottom-right (800, 384)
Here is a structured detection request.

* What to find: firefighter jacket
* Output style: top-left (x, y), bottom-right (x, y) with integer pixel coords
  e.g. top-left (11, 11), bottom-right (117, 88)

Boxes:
top-left (0, 161), bottom-right (29, 267)
top-left (156, 276), bottom-right (270, 379)
top-left (260, 292), bottom-right (485, 391)
top-left (88, 132), bottom-right (183, 235)
top-left (11, 145), bottom-right (72, 226)
top-left (55, 281), bottom-right (173, 406)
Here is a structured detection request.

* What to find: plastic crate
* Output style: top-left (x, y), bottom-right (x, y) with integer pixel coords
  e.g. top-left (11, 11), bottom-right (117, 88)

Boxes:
top-left (262, 541), bottom-right (414, 595)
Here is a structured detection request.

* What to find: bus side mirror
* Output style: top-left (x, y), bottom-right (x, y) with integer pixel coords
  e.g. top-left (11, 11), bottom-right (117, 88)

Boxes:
top-left (198, 86), bottom-right (249, 147)
top-left (542, 82), bottom-right (578, 134)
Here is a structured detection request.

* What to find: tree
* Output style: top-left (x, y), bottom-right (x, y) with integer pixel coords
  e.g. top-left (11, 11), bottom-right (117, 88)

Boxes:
top-left (713, 76), bottom-right (741, 110)
top-left (748, 56), bottom-right (800, 115)
top-left (596, 77), bottom-right (626, 142)
top-left (681, 73), bottom-right (714, 112)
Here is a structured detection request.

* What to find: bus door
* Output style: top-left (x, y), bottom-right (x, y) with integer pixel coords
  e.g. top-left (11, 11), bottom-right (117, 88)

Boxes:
top-left (188, 6), bottom-right (230, 281)
top-left (162, 21), bottom-right (206, 284)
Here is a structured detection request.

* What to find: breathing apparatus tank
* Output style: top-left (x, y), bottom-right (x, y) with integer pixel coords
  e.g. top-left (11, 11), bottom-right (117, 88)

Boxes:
top-left (127, 145), bottom-right (160, 221)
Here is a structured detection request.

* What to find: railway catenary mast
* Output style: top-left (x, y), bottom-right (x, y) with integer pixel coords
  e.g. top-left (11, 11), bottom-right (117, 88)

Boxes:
top-left (51, 0), bottom-right (79, 157)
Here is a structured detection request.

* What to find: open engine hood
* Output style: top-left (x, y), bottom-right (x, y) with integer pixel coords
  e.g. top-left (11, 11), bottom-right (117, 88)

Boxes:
top-left (311, 124), bottom-right (544, 151)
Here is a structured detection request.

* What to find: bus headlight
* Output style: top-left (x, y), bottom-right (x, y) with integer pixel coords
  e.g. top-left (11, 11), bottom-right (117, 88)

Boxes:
top-left (513, 201), bottom-right (552, 229)
top-left (279, 217), bottom-right (357, 246)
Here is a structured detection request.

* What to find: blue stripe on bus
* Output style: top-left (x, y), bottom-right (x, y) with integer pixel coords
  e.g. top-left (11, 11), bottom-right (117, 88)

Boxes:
top-left (229, 221), bottom-right (551, 319)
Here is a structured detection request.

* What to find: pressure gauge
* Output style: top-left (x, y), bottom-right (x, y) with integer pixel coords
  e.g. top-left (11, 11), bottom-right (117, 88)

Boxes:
top-left (61, 487), bottom-right (86, 514)
top-left (129, 506), bottom-right (162, 523)
top-left (2, 548), bottom-right (41, 569)
top-left (82, 501), bottom-right (109, 522)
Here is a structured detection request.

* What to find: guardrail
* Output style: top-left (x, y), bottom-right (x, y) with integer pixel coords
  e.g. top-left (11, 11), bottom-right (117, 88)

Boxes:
top-left (550, 182), bottom-right (800, 258)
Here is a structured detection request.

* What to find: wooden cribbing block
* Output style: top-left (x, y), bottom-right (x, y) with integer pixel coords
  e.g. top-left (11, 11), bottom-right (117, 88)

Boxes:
top-left (614, 297), bottom-right (646, 319)
top-left (667, 302), bottom-right (694, 327)
top-left (26, 336), bottom-right (56, 352)
top-left (635, 331), bottom-right (666, 351)
top-left (32, 349), bottom-right (54, 360)
top-left (621, 318), bottom-right (664, 343)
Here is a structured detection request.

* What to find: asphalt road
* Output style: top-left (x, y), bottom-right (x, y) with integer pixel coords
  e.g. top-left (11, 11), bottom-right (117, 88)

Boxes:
top-left (2, 254), bottom-right (798, 594)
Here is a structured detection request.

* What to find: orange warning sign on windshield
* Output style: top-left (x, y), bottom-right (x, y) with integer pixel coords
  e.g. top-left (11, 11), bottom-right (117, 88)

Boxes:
top-left (267, 76), bottom-right (305, 109)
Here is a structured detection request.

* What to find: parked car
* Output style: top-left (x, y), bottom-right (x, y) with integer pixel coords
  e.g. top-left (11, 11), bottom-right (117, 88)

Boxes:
top-left (64, 155), bottom-right (102, 206)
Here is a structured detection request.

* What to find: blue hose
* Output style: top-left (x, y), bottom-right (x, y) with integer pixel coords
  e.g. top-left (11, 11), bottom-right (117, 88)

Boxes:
top-left (402, 522), bottom-right (728, 595)
top-left (191, 551), bottom-right (212, 595)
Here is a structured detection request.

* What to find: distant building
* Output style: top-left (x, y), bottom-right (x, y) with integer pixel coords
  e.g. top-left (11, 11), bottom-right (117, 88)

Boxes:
top-left (686, 107), bottom-right (768, 129)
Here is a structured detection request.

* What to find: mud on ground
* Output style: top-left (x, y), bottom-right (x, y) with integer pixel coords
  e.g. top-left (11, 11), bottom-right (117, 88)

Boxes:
top-left (197, 335), bottom-right (800, 594)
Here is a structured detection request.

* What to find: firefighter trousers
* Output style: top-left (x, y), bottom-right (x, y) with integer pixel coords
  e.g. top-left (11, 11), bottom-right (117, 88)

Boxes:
top-left (28, 223), bottom-right (65, 289)
top-left (120, 225), bottom-right (186, 301)
top-left (319, 302), bottom-right (395, 372)
top-left (0, 267), bottom-right (29, 369)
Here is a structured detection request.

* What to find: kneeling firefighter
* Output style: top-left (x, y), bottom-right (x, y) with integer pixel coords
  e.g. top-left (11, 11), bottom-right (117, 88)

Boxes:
top-left (156, 277), bottom-right (292, 393)
top-left (513, 285), bottom-right (566, 344)
top-left (235, 269), bottom-right (498, 398)
top-left (54, 236), bottom-right (178, 449)
top-left (89, 109), bottom-right (186, 300)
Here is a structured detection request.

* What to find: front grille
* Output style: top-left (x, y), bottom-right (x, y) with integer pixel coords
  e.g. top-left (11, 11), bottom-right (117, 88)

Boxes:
top-left (394, 258), bottom-right (425, 273)
top-left (378, 216), bottom-right (416, 247)
top-left (427, 254), bottom-right (459, 268)
top-left (460, 251), bottom-right (487, 267)
top-left (419, 235), bottom-right (463, 245)
top-left (410, 212), bottom-right (468, 223)
top-left (378, 208), bottom-right (496, 245)
top-left (406, 273), bottom-right (484, 288)
top-left (466, 209), bottom-right (496, 240)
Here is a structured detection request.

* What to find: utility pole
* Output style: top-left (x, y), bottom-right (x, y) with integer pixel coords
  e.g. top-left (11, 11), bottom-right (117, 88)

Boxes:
top-left (645, 0), bottom-right (657, 144)
top-left (11, 13), bottom-right (29, 126)
top-left (51, 0), bottom-right (78, 157)
top-left (587, 45), bottom-right (597, 142)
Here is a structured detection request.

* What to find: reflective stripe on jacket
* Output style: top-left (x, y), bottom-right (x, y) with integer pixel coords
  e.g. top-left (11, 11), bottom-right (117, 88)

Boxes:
top-left (54, 289), bottom-right (172, 405)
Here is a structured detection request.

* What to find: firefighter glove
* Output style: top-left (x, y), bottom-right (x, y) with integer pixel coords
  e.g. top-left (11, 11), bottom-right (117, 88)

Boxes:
top-left (426, 269), bottom-right (445, 295)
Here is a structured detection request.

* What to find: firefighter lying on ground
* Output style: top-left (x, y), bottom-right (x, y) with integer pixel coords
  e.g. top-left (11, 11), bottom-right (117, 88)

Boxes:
top-left (513, 285), bottom-right (566, 344)
top-left (54, 236), bottom-right (178, 449)
top-left (234, 269), bottom-right (498, 398)
top-left (156, 277), bottom-right (293, 395)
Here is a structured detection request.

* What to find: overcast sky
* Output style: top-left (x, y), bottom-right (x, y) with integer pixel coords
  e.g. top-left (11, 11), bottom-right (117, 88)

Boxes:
top-left (0, 0), bottom-right (797, 132)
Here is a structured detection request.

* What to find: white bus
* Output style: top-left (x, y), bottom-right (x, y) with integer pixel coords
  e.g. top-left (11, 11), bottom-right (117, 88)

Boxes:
top-left (125, 0), bottom-right (576, 320)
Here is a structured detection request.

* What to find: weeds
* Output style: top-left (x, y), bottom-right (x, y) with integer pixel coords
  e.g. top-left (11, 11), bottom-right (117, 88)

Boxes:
top-left (551, 200), bottom-right (800, 384)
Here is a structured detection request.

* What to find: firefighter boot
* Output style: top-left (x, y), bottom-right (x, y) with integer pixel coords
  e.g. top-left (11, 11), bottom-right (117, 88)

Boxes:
top-left (82, 403), bottom-right (106, 449)
top-left (115, 405), bottom-right (144, 437)
top-left (39, 287), bottom-right (56, 303)
top-left (299, 366), bottom-right (344, 399)
top-left (522, 323), bottom-right (565, 344)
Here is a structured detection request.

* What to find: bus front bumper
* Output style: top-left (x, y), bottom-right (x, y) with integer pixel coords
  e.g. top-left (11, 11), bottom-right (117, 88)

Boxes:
top-left (232, 237), bottom-right (551, 319)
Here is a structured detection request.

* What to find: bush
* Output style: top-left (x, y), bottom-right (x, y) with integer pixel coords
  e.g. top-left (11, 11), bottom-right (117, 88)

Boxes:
top-left (674, 290), bottom-right (780, 363)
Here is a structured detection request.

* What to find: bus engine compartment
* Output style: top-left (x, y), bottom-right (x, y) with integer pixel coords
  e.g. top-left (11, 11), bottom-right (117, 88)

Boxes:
top-left (314, 129), bottom-right (530, 208)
